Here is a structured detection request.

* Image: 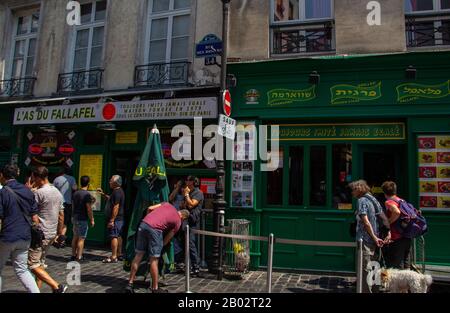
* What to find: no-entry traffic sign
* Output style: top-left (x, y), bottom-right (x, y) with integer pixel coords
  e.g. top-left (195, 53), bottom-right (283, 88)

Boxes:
top-left (223, 90), bottom-right (232, 117)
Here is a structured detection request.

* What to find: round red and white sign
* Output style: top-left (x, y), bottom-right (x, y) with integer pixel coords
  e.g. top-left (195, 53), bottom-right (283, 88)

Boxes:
top-left (223, 90), bottom-right (232, 117)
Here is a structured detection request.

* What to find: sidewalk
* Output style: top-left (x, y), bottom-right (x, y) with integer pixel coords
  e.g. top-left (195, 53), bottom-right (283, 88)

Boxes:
top-left (1, 246), bottom-right (356, 293)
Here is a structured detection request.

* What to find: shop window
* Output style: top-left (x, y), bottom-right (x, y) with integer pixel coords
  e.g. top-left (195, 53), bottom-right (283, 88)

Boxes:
top-left (289, 146), bottom-right (304, 205)
top-left (266, 147), bottom-right (284, 205)
top-left (83, 130), bottom-right (104, 145)
top-left (310, 146), bottom-right (326, 206)
top-left (159, 127), bottom-right (215, 169)
top-left (332, 144), bottom-right (352, 210)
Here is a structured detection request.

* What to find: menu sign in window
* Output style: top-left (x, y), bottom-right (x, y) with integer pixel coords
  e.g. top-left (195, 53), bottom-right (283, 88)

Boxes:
top-left (418, 135), bottom-right (450, 210)
top-left (79, 155), bottom-right (103, 211)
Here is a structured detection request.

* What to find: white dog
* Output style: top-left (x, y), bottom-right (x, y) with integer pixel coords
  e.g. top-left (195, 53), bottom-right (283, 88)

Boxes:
top-left (377, 268), bottom-right (433, 293)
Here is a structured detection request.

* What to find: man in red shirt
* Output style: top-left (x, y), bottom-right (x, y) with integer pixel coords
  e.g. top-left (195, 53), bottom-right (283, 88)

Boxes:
top-left (126, 202), bottom-right (189, 293)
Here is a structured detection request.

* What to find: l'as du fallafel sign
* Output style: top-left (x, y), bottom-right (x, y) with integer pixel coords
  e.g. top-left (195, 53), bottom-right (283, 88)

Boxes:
top-left (13, 97), bottom-right (218, 125)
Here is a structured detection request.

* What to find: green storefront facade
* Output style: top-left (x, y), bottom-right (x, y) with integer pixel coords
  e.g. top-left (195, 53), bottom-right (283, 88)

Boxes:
top-left (226, 51), bottom-right (450, 272)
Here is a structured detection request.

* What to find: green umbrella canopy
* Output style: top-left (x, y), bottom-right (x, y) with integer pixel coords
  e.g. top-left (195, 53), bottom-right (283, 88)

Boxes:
top-left (124, 125), bottom-right (170, 271)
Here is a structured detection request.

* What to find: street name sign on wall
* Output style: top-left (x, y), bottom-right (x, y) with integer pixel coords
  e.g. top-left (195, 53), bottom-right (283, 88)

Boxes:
top-left (13, 97), bottom-right (218, 125)
top-left (196, 34), bottom-right (223, 58)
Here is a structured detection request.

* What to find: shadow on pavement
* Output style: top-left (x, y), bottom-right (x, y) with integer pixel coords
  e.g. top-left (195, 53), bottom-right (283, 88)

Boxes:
top-left (80, 274), bottom-right (129, 293)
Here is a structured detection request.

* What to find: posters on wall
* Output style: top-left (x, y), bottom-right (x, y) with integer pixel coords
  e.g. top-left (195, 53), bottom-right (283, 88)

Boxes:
top-left (79, 155), bottom-right (103, 211)
top-left (25, 131), bottom-right (75, 168)
top-left (231, 122), bottom-right (255, 208)
top-left (418, 135), bottom-right (450, 210)
top-left (200, 178), bottom-right (216, 211)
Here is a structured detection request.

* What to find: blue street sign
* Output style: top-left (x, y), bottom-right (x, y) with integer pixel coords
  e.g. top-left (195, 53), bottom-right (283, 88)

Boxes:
top-left (196, 34), bottom-right (223, 58)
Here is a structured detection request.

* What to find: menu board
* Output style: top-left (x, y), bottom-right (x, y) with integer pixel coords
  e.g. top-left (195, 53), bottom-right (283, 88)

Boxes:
top-left (79, 155), bottom-right (103, 211)
top-left (418, 135), bottom-right (450, 210)
top-left (231, 122), bottom-right (255, 208)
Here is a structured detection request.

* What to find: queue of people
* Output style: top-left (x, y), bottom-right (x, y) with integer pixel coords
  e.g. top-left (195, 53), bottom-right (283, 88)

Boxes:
top-left (0, 161), bottom-right (424, 294)
top-left (0, 166), bottom-right (206, 294)
top-left (350, 179), bottom-right (427, 293)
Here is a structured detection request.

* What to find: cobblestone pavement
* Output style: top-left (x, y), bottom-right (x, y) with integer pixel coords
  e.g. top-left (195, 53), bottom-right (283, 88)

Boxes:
top-left (1, 246), bottom-right (356, 293)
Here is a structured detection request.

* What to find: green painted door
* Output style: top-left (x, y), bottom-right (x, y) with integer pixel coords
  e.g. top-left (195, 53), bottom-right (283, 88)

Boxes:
top-left (359, 144), bottom-right (407, 203)
top-left (110, 151), bottom-right (141, 248)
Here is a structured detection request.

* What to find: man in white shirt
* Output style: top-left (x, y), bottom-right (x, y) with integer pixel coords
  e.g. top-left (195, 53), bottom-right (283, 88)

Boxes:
top-left (53, 167), bottom-right (77, 247)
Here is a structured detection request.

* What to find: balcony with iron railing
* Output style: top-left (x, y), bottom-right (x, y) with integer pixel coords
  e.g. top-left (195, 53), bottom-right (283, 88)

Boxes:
top-left (406, 15), bottom-right (450, 48)
top-left (57, 69), bottom-right (104, 94)
top-left (271, 21), bottom-right (335, 56)
top-left (0, 77), bottom-right (36, 98)
top-left (134, 61), bottom-right (190, 89)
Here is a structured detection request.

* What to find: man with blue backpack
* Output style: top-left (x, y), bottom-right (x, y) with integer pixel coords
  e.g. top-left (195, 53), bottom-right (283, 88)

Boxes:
top-left (381, 181), bottom-right (428, 269)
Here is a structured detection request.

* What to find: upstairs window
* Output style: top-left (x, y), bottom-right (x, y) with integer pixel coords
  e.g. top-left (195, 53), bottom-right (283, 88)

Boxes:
top-left (273, 0), bottom-right (332, 22)
top-left (271, 0), bottom-right (335, 56)
top-left (71, 1), bottom-right (107, 73)
top-left (10, 10), bottom-right (40, 79)
top-left (405, 0), bottom-right (450, 12)
top-left (59, 0), bottom-right (107, 92)
top-left (405, 0), bottom-right (450, 47)
top-left (146, 0), bottom-right (191, 64)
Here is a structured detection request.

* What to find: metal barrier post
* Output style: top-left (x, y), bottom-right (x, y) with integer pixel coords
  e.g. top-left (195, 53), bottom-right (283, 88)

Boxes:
top-left (421, 237), bottom-right (426, 274)
top-left (217, 235), bottom-right (224, 281)
top-left (201, 211), bottom-right (207, 268)
top-left (356, 239), bottom-right (363, 293)
top-left (266, 233), bottom-right (274, 293)
top-left (185, 225), bottom-right (191, 293)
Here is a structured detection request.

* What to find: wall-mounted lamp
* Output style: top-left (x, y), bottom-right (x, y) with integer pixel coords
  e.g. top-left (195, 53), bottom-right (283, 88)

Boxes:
top-left (39, 125), bottom-right (57, 133)
top-left (406, 65), bottom-right (417, 80)
top-left (226, 74), bottom-right (237, 88)
top-left (97, 123), bottom-right (116, 131)
top-left (309, 71), bottom-right (320, 85)
top-left (164, 90), bottom-right (175, 99)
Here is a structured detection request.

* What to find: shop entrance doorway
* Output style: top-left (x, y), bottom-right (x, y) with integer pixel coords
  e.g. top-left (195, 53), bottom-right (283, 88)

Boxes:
top-left (110, 151), bottom-right (141, 246)
top-left (359, 144), bottom-right (406, 204)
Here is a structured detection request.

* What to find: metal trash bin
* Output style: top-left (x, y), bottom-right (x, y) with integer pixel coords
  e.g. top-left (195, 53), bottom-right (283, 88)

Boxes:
top-left (224, 219), bottom-right (251, 279)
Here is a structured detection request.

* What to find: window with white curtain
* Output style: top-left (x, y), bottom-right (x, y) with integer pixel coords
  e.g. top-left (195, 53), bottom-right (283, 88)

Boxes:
top-left (70, 0), bottom-right (106, 72)
top-left (146, 0), bottom-right (191, 64)
top-left (10, 10), bottom-right (40, 79)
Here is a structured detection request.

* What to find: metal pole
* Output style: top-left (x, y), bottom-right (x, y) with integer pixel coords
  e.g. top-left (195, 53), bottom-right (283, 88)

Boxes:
top-left (211, 0), bottom-right (230, 274)
top-left (185, 225), bottom-right (191, 293)
top-left (266, 233), bottom-right (274, 293)
top-left (421, 237), bottom-right (426, 274)
top-left (201, 211), bottom-right (207, 268)
top-left (217, 235), bottom-right (224, 281)
top-left (356, 239), bottom-right (363, 293)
